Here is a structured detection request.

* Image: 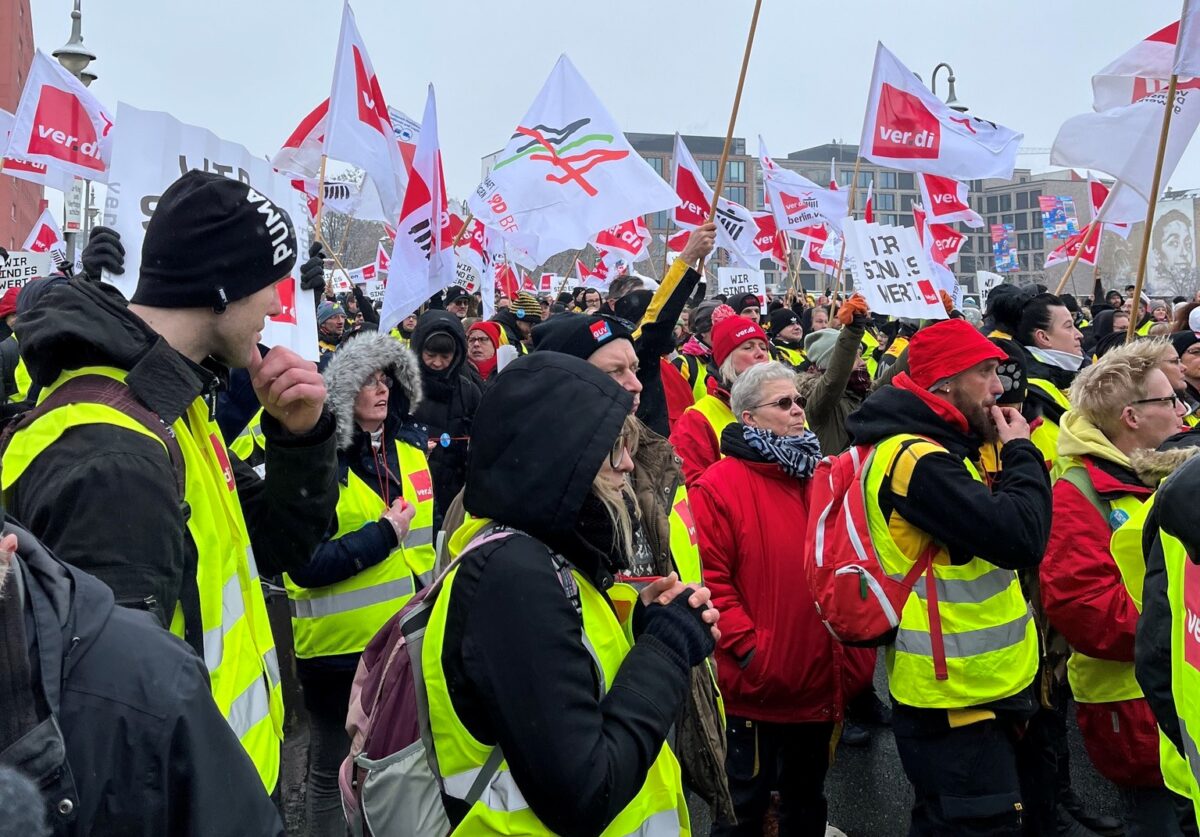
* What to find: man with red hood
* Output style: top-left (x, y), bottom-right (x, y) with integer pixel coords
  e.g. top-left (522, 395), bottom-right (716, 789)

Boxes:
top-left (845, 318), bottom-right (1053, 836)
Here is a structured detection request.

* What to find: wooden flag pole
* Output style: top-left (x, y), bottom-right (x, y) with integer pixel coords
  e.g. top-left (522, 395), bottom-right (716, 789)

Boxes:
top-left (1052, 228), bottom-right (1094, 296)
top-left (831, 155), bottom-right (863, 318)
top-left (449, 211), bottom-right (474, 249)
top-left (1126, 74), bottom-right (1178, 344)
top-left (698, 0), bottom-right (764, 274)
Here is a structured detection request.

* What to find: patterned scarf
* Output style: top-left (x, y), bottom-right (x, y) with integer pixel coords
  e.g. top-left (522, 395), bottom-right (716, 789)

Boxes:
top-left (742, 425), bottom-right (823, 479)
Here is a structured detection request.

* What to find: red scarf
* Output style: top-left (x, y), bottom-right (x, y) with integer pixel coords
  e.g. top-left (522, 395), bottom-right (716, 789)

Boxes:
top-left (471, 356), bottom-right (497, 380)
top-left (892, 372), bottom-right (969, 435)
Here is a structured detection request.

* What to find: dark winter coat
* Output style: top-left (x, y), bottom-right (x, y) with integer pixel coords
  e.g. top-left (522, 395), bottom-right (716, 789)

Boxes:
top-left (1, 520), bottom-right (282, 837)
top-left (796, 317), bottom-right (867, 455)
top-left (410, 310), bottom-right (481, 532)
top-left (5, 278), bottom-right (338, 657)
top-left (444, 353), bottom-right (694, 836)
top-left (632, 259), bottom-right (701, 437)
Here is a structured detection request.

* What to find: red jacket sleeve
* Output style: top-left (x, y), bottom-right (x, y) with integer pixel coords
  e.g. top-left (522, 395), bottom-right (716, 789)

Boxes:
top-left (669, 408), bottom-right (720, 488)
top-left (1040, 480), bottom-right (1140, 661)
top-left (690, 474), bottom-right (757, 659)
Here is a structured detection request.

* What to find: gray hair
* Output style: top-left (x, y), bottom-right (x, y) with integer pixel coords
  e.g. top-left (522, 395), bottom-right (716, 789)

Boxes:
top-left (731, 361), bottom-right (800, 417)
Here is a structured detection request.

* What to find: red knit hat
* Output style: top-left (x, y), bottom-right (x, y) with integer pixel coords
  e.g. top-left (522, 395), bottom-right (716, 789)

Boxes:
top-left (467, 320), bottom-right (502, 350)
top-left (908, 319), bottom-right (1007, 390)
top-left (711, 315), bottom-right (768, 367)
top-left (0, 287), bottom-right (20, 320)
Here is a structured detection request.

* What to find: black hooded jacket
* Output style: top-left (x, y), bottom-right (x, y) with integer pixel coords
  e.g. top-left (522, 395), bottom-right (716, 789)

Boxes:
top-left (410, 310), bottom-right (481, 531)
top-left (1, 520), bottom-right (281, 836)
top-left (845, 384), bottom-right (1052, 570)
top-left (441, 353), bottom-right (694, 837)
top-left (4, 278), bottom-right (338, 654)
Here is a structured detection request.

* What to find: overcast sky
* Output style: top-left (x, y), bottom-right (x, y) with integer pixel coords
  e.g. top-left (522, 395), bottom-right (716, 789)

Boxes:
top-left (27, 0), bottom-right (1199, 201)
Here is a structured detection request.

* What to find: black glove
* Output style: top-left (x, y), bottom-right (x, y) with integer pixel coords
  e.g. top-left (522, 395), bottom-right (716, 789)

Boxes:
top-left (637, 590), bottom-right (715, 669)
top-left (80, 226), bottom-right (125, 282)
top-left (300, 241), bottom-right (326, 292)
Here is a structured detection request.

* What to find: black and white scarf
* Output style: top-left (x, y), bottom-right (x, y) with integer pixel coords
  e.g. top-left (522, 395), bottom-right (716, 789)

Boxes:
top-left (742, 425), bottom-right (823, 479)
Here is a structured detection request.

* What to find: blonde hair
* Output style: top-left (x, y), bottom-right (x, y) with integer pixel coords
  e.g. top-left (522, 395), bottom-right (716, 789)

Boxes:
top-left (591, 414), bottom-right (639, 560)
top-left (1069, 338), bottom-right (1169, 435)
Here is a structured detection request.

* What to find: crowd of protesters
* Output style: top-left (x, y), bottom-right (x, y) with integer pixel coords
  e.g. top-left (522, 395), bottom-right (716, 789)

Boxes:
top-left (5, 170), bottom-right (1200, 837)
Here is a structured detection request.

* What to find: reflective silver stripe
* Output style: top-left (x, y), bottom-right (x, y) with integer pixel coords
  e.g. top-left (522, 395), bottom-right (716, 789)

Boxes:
top-left (895, 611), bottom-right (1031, 658)
top-left (227, 675), bottom-right (271, 739)
top-left (202, 573), bottom-right (246, 673)
top-left (888, 567), bottom-right (1015, 605)
top-left (263, 647), bottom-right (281, 690)
top-left (443, 766), bottom-right (529, 813)
top-left (289, 576), bottom-right (415, 618)
top-left (623, 808), bottom-right (682, 836)
top-left (405, 526), bottom-right (434, 548)
top-left (416, 571), bottom-right (434, 587)
top-left (1181, 718), bottom-right (1200, 789)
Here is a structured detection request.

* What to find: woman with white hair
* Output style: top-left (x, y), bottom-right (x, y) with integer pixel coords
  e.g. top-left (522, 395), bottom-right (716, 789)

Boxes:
top-left (691, 361), bottom-right (873, 836)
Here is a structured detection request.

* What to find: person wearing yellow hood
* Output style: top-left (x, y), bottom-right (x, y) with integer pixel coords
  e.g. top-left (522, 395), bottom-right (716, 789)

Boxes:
top-left (1040, 339), bottom-right (1192, 834)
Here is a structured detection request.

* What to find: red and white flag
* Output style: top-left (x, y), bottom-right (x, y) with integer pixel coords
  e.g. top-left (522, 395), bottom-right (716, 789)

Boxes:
top-left (575, 257), bottom-right (610, 289)
top-left (802, 236), bottom-right (839, 277)
top-left (829, 158), bottom-right (838, 190)
top-left (380, 85), bottom-right (454, 331)
top-left (1045, 222), bottom-right (1102, 268)
top-left (863, 180), bottom-right (874, 223)
top-left (1053, 20), bottom-right (1200, 216)
top-left (468, 54), bottom-right (677, 263)
top-left (665, 229), bottom-right (690, 253)
top-left (21, 208), bottom-right (67, 264)
top-left (758, 136), bottom-right (848, 234)
top-left (0, 107), bottom-right (73, 191)
top-left (673, 133), bottom-right (761, 267)
top-left (322, 4), bottom-right (406, 222)
top-left (751, 211), bottom-right (788, 267)
top-left (1179, 0), bottom-right (1200, 76)
top-left (1088, 175), bottom-right (1131, 239)
top-left (273, 100), bottom-right (328, 181)
top-left (917, 173), bottom-right (984, 228)
top-left (375, 241), bottom-right (390, 274)
top-left (860, 42), bottom-right (1022, 180)
top-left (592, 216), bottom-right (652, 262)
top-left (453, 213), bottom-right (489, 273)
top-left (912, 204), bottom-right (967, 267)
top-left (6, 51), bottom-right (114, 182)
top-left (494, 261), bottom-right (520, 299)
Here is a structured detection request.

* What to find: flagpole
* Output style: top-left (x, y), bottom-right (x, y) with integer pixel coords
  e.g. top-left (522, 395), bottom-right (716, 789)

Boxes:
top-left (1051, 228), bottom-right (1094, 296)
top-left (449, 212), bottom-right (474, 249)
top-left (698, 0), bottom-right (763, 274)
top-left (831, 155), bottom-right (863, 317)
top-left (1126, 74), bottom-right (1178, 343)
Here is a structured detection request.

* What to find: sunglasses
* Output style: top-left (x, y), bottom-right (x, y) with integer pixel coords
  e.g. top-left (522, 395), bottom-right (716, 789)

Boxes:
top-left (753, 395), bottom-right (806, 411)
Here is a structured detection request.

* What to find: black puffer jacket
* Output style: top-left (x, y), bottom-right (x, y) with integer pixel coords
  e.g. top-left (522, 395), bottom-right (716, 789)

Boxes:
top-left (445, 353), bottom-right (695, 836)
top-left (411, 310), bottom-right (480, 531)
top-left (5, 278), bottom-right (338, 655)
top-left (1, 520), bottom-right (281, 836)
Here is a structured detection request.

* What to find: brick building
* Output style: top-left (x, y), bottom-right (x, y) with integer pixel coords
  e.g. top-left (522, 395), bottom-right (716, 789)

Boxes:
top-left (0, 0), bottom-right (44, 250)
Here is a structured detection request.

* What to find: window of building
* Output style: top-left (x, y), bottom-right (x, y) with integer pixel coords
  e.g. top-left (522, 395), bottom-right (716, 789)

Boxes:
top-left (724, 186), bottom-right (747, 206)
top-left (1018, 233), bottom-right (1030, 250)
top-left (1019, 254), bottom-right (1029, 270)
top-left (999, 194), bottom-right (1012, 211)
top-left (898, 215), bottom-right (915, 228)
top-left (1028, 190), bottom-right (1041, 206)
top-left (987, 215), bottom-right (997, 227)
top-left (961, 256), bottom-right (976, 273)
top-left (699, 159), bottom-right (719, 182)
top-left (1032, 232), bottom-right (1044, 250)
top-left (1016, 192), bottom-right (1029, 210)
top-left (757, 186), bottom-right (765, 206)
top-left (1002, 214), bottom-right (1014, 226)
top-left (648, 210), bottom-right (669, 230)
top-left (987, 196), bottom-right (999, 214)
top-left (878, 171), bottom-right (897, 189)
top-left (879, 213), bottom-right (898, 225)
top-left (647, 156), bottom-right (664, 177)
top-left (876, 193), bottom-right (896, 211)
top-left (726, 160), bottom-right (745, 183)
top-left (901, 193), bottom-right (915, 211)
top-left (859, 171), bottom-right (872, 188)
top-left (972, 180), bottom-right (983, 192)
top-left (961, 237), bottom-right (973, 253)
top-left (1015, 214), bottom-right (1028, 231)
top-left (899, 173), bottom-right (914, 190)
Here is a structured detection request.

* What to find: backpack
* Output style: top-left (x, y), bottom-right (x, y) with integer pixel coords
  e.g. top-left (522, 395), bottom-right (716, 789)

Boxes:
top-left (804, 437), bottom-right (947, 675)
top-left (340, 524), bottom-right (581, 836)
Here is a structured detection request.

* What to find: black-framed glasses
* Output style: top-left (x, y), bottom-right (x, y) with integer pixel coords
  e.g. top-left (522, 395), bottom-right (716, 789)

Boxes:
top-left (753, 395), bottom-right (806, 411)
top-left (1129, 394), bottom-right (1181, 408)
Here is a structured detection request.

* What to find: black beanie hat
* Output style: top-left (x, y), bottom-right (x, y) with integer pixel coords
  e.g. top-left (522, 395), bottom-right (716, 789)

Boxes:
top-left (1171, 330), bottom-right (1200, 357)
top-left (766, 308), bottom-right (801, 338)
top-left (531, 312), bottom-right (634, 360)
top-left (729, 292), bottom-right (760, 315)
top-left (132, 170), bottom-right (297, 311)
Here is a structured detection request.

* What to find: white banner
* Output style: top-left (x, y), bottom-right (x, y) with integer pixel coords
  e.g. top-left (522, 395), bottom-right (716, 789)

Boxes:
top-left (844, 219), bottom-right (947, 319)
top-left (0, 251), bottom-right (53, 291)
top-left (103, 103), bottom-right (318, 360)
top-left (717, 267), bottom-right (767, 314)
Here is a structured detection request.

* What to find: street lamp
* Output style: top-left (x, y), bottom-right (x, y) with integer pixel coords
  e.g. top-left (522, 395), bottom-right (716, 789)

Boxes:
top-left (52, 1), bottom-right (96, 81)
top-left (931, 62), bottom-right (967, 113)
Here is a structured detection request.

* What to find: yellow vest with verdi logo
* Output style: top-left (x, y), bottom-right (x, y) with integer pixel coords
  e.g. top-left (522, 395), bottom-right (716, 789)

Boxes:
top-left (1, 365), bottom-right (285, 792)
top-left (421, 549), bottom-right (691, 835)
top-left (1163, 531), bottom-right (1200, 812)
top-left (284, 438), bottom-right (435, 659)
top-left (864, 433), bottom-right (1037, 708)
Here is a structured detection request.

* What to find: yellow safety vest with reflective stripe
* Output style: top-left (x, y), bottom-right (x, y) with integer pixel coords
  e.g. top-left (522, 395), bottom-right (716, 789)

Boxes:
top-left (1163, 531), bottom-right (1200, 813)
top-left (422, 554), bottom-right (691, 835)
top-left (1028, 378), bottom-right (1072, 468)
top-left (9, 337), bottom-right (30, 404)
top-left (0, 365), bottom-right (284, 791)
top-left (860, 329), bottom-right (880, 379)
top-left (667, 484), bottom-right (702, 585)
top-left (772, 343), bottom-right (806, 370)
top-left (230, 408), bottom-right (266, 463)
top-left (1138, 319), bottom-right (1154, 336)
top-left (284, 439), bottom-right (435, 659)
top-left (864, 433), bottom-right (1038, 709)
top-left (1053, 461), bottom-right (1149, 704)
top-left (388, 327), bottom-right (411, 348)
top-left (675, 354), bottom-right (710, 401)
top-left (685, 394), bottom-right (735, 462)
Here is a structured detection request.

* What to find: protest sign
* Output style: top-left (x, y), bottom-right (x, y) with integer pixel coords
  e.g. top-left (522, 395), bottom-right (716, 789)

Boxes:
top-left (717, 267), bottom-right (767, 313)
top-left (843, 220), bottom-right (946, 319)
top-left (0, 251), bottom-right (53, 291)
top-left (364, 278), bottom-right (386, 306)
top-left (103, 103), bottom-right (318, 360)
top-left (977, 270), bottom-right (1004, 309)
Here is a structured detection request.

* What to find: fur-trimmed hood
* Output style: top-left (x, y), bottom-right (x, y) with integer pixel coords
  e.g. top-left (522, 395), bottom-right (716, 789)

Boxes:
top-left (323, 331), bottom-right (422, 450)
top-left (1132, 443), bottom-right (1200, 487)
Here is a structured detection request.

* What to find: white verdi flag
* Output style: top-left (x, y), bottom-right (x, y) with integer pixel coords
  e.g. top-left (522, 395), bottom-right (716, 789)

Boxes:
top-left (843, 219), bottom-right (947, 319)
top-left (6, 51), bottom-right (114, 182)
top-left (380, 85), bottom-right (455, 332)
top-left (1179, 1), bottom-right (1200, 76)
top-left (21, 208), bottom-right (66, 264)
top-left (322, 3), bottom-right (405, 222)
top-left (467, 54), bottom-right (677, 263)
top-left (0, 107), bottom-right (74, 192)
top-left (758, 136), bottom-right (848, 233)
top-left (1053, 20), bottom-right (1200, 208)
top-left (860, 42), bottom-right (1023, 180)
top-left (103, 103), bottom-right (318, 360)
top-left (671, 133), bottom-right (761, 267)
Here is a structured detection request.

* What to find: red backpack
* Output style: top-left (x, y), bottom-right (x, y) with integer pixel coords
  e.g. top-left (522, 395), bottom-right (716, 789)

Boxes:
top-left (804, 438), bottom-right (948, 678)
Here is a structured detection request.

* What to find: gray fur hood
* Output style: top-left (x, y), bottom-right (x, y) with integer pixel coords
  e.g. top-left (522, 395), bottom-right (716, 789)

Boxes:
top-left (1132, 444), bottom-right (1200, 488)
top-left (323, 332), bottom-right (422, 451)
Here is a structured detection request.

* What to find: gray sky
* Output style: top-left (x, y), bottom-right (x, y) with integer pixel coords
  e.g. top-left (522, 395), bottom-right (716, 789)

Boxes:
top-left (28, 0), bottom-right (1199, 202)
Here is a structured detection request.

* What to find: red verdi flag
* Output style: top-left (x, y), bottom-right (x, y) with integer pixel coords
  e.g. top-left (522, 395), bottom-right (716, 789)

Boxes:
top-left (21, 208), bottom-right (67, 264)
top-left (7, 51), bottom-right (114, 182)
top-left (1045, 223), bottom-right (1101, 268)
top-left (917, 173), bottom-right (984, 228)
top-left (860, 42), bottom-right (1022, 180)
